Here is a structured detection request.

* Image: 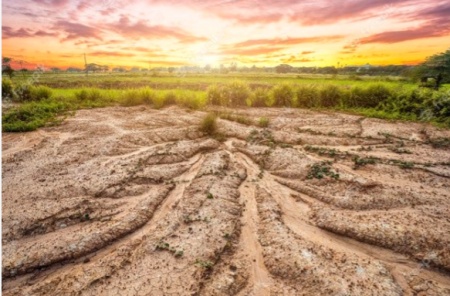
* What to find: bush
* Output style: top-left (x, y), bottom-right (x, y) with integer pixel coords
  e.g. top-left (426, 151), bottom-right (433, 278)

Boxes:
top-left (207, 82), bottom-right (251, 107)
top-left (2, 99), bottom-right (71, 132)
top-left (207, 85), bottom-right (226, 106)
top-left (31, 86), bottom-right (53, 101)
top-left (225, 81), bottom-right (251, 106)
top-left (164, 91), bottom-right (178, 105)
top-left (199, 113), bottom-right (217, 136)
top-left (248, 87), bottom-right (270, 107)
top-left (75, 88), bottom-right (103, 102)
top-left (271, 84), bottom-right (295, 107)
top-left (121, 90), bottom-right (144, 106)
top-left (259, 117), bottom-right (269, 127)
top-left (296, 85), bottom-right (320, 108)
top-left (176, 92), bottom-right (206, 110)
top-left (13, 84), bottom-right (33, 102)
top-left (2, 79), bottom-right (14, 100)
top-left (319, 85), bottom-right (343, 107)
top-left (362, 84), bottom-right (392, 108)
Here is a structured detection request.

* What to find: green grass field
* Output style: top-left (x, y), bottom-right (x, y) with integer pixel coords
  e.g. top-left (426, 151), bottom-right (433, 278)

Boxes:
top-left (2, 72), bottom-right (449, 132)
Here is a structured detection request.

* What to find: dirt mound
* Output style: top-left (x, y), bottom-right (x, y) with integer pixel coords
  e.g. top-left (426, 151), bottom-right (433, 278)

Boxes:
top-left (3, 106), bottom-right (450, 295)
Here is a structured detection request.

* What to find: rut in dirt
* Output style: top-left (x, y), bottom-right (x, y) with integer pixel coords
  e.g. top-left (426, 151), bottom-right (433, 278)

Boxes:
top-left (2, 106), bottom-right (450, 295)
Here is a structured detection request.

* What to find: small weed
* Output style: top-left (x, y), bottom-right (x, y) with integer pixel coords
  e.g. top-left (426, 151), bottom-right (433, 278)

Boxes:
top-left (389, 147), bottom-right (412, 154)
top-left (247, 129), bottom-right (276, 147)
top-left (258, 117), bottom-right (269, 128)
top-left (353, 156), bottom-right (378, 169)
top-left (174, 250), bottom-right (184, 258)
top-left (155, 241), bottom-right (183, 258)
top-left (155, 241), bottom-right (170, 250)
top-left (428, 137), bottom-right (450, 149)
top-left (398, 161), bottom-right (414, 169)
top-left (206, 192), bottom-right (214, 199)
top-left (307, 161), bottom-right (340, 180)
top-left (199, 113), bottom-right (217, 136)
top-left (195, 259), bottom-right (214, 269)
top-left (305, 145), bottom-right (339, 158)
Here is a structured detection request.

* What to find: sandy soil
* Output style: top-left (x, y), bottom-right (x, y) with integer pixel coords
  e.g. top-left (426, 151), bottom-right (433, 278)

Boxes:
top-left (2, 106), bottom-right (450, 295)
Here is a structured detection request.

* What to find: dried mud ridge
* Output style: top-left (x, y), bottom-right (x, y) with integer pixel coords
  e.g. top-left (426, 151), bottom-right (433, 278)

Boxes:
top-left (3, 106), bottom-right (450, 295)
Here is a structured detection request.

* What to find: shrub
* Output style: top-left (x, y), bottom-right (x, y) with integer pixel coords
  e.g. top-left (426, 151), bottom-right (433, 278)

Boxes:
top-left (13, 84), bottom-right (34, 102)
top-left (296, 85), bottom-right (320, 108)
top-left (164, 91), bottom-right (178, 105)
top-left (248, 87), bottom-right (270, 107)
top-left (319, 85), bottom-right (343, 107)
top-left (120, 88), bottom-right (157, 107)
top-left (75, 88), bottom-right (103, 102)
top-left (2, 79), bottom-right (14, 100)
top-left (121, 90), bottom-right (143, 106)
top-left (199, 113), bottom-right (217, 136)
top-left (259, 117), bottom-right (269, 127)
top-left (271, 84), bottom-right (295, 107)
top-left (177, 92), bottom-right (206, 110)
top-left (207, 82), bottom-right (251, 107)
top-left (225, 81), bottom-right (251, 106)
top-left (139, 87), bottom-right (157, 104)
top-left (207, 85), bottom-right (226, 106)
top-left (2, 99), bottom-right (71, 132)
top-left (31, 86), bottom-right (53, 101)
top-left (362, 84), bottom-right (392, 108)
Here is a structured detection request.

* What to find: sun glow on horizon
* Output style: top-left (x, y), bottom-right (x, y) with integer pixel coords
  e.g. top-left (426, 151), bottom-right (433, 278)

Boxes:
top-left (2, 0), bottom-right (450, 70)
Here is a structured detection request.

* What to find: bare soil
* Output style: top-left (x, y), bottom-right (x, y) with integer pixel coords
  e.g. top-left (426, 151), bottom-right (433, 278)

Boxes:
top-left (2, 106), bottom-right (450, 295)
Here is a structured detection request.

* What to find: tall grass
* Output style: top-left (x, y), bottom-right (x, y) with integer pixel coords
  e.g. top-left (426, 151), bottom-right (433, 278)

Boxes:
top-left (271, 84), bottom-right (296, 107)
top-left (3, 81), bottom-right (450, 132)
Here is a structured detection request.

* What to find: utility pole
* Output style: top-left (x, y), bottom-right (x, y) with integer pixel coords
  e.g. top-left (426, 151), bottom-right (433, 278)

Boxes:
top-left (84, 53), bottom-right (88, 77)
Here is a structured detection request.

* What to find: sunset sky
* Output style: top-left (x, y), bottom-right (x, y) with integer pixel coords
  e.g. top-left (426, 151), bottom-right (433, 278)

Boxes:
top-left (2, 0), bottom-right (450, 69)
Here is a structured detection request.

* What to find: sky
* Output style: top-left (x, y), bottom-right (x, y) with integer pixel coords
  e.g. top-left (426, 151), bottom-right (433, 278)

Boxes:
top-left (2, 0), bottom-right (450, 69)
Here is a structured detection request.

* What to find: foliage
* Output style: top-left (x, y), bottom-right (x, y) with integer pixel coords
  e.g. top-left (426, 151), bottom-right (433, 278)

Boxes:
top-left (307, 161), bottom-right (339, 180)
top-left (248, 87), bottom-right (270, 107)
top-left (271, 84), bottom-right (295, 107)
top-left (207, 81), bottom-right (251, 106)
top-left (3, 99), bottom-right (71, 132)
top-left (408, 48), bottom-right (450, 84)
top-left (319, 84), bottom-right (344, 107)
top-left (199, 113), bottom-right (217, 136)
top-left (2, 78), bottom-right (14, 99)
top-left (258, 117), bottom-right (269, 127)
top-left (296, 85), bottom-right (320, 108)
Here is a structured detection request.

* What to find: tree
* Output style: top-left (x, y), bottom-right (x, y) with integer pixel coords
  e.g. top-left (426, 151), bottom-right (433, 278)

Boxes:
top-left (411, 48), bottom-right (450, 84)
top-left (2, 57), bottom-right (14, 78)
top-left (275, 64), bottom-right (294, 74)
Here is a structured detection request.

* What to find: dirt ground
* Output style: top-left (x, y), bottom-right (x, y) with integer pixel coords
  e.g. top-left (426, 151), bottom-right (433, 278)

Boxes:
top-left (2, 106), bottom-right (450, 295)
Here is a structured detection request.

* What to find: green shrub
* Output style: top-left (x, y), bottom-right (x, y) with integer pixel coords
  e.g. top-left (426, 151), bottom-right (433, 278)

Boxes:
top-left (2, 79), bottom-right (14, 100)
top-left (319, 85), bottom-right (343, 107)
top-left (75, 88), bottom-right (103, 102)
top-left (164, 91), bottom-right (178, 105)
top-left (176, 92), bottom-right (206, 110)
top-left (121, 90), bottom-right (144, 106)
top-left (31, 86), bottom-right (53, 101)
top-left (207, 84), bottom-right (226, 106)
top-left (271, 84), bottom-right (295, 107)
top-left (248, 87), bottom-right (270, 107)
top-left (225, 81), bottom-right (251, 106)
top-left (2, 99), bottom-right (71, 132)
top-left (13, 84), bottom-right (34, 102)
top-left (362, 84), bottom-right (392, 108)
top-left (296, 85), bottom-right (320, 108)
top-left (259, 117), bottom-right (269, 128)
top-left (199, 113), bottom-right (217, 136)
top-left (207, 82), bottom-right (251, 107)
